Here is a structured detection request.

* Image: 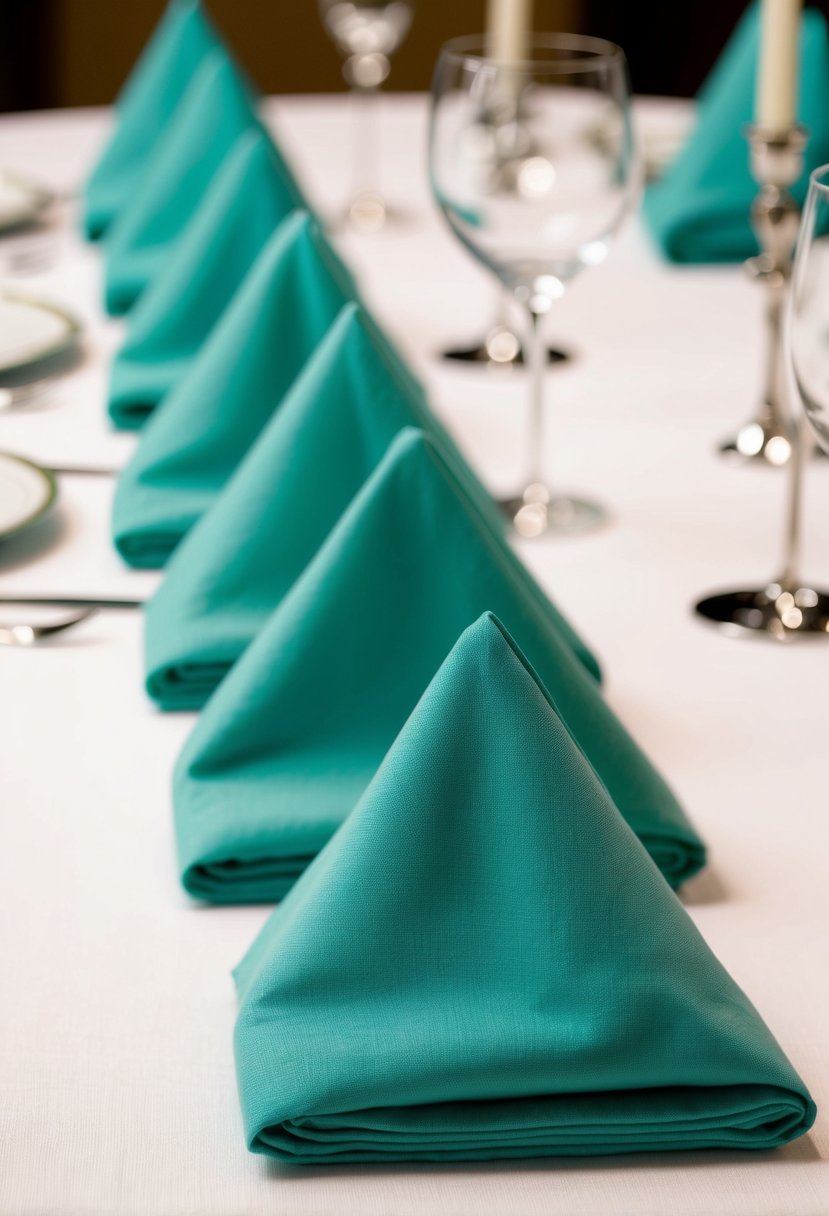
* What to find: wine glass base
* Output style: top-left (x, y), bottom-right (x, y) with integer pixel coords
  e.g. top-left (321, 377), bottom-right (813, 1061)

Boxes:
top-left (339, 192), bottom-right (411, 235)
top-left (499, 489), bottom-right (607, 539)
top-left (694, 583), bottom-right (829, 638)
top-left (441, 331), bottom-right (572, 367)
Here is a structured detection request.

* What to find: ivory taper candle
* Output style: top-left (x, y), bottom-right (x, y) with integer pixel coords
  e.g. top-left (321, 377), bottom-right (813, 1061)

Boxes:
top-left (756, 0), bottom-right (802, 128)
top-left (486, 0), bottom-right (532, 64)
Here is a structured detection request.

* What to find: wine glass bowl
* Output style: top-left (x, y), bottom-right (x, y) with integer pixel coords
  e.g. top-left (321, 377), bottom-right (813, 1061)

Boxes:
top-left (318, 0), bottom-right (415, 232)
top-left (791, 164), bottom-right (829, 455)
top-left (429, 34), bottom-right (637, 537)
top-left (320, 1), bottom-right (412, 64)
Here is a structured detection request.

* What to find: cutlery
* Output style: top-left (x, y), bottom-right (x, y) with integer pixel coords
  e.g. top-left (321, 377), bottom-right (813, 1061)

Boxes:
top-left (45, 464), bottom-right (117, 477)
top-left (0, 596), bottom-right (144, 647)
top-left (0, 595), bottom-right (144, 609)
top-left (0, 608), bottom-right (99, 646)
top-left (0, 380), bottom-right (56, 410)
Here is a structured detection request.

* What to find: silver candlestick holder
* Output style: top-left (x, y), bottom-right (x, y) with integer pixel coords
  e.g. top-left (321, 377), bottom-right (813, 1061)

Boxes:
top-left (696, 124), bottom-right (829, 638)
top-left (719, 124), bottom-right (808, 464)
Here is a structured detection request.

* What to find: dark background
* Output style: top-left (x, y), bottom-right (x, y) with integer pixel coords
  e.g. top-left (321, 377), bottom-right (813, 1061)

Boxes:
top-left (0, 0), bottom-right (821, 113)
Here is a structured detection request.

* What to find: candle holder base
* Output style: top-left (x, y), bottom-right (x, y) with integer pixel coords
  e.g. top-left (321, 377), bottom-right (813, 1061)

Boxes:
top-left (719, 419), bottom-right (828, 464)
top-left (718, 416), bottom-right (794, 465)
top-left (695, 581), bottom-right (829, 639)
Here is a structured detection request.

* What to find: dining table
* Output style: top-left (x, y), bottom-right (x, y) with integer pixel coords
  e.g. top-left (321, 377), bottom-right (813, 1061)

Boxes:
top-left (0, 92), bottom-right (827, 1216)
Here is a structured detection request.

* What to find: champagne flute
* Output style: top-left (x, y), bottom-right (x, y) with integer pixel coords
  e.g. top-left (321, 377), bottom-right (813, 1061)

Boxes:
top-left (318, 0), bottom-right (414, 233)
top-left (429, 33), bottom-right (637, 537)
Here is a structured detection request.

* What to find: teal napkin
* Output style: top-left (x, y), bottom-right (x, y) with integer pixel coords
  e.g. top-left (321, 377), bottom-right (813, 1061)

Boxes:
top-left (83, 0), bottom-right (220, 240)
top-left (103, 48), bottom-right (257, 315)
top-left (233, 612), bottom-right (812, 1164)
top-left (643, 5), bottom-right (829, 263)
top-left (108, 124), bottom-right (305, 428)
top-left (174, 428), bottom-right (703, 904)
top-left (144, 302), bottom-right (598, 710)
top-left (112, 212), bottom-right (354, 563)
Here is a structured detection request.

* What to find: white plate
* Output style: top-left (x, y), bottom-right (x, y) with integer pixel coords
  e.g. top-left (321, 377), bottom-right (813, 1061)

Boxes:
top-left (0, 294), bottom-right (81, 375)
top-left (0, 452), bottom-right (57, 541)
top-left (0, 169), bottom-right (53, 233)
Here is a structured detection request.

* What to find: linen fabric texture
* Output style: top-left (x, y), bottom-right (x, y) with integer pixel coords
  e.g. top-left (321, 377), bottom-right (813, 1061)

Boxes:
top-left (143, 302), bottom-right (599, 711)
top-left (173, 428), bottom-right (704, 905)
top-left (108, 123), bottom-right (305, 429)
top-left (643, 4), bottom-right (829, 262)
top-left (112, 212), bottom-right (354, 568)
top-left (233, 613), bottom-right (813, 1164)
top-left (102, 47), bottom-right (258, 315)
top-left (82, 0), bottom-right (220, 239)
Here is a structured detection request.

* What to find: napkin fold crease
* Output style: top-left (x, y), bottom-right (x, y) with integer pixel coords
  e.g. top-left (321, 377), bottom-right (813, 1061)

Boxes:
top-left (143, 302), bottom-right (599, 709)
top-left (233, 612), bottom-right (813, 1164)
top-left (643, 4), bottom-right (829, 263)
top-left (173, 427), bottom-right (703, 903)
top-left (103, 47), bottom-right (257, 314)
top-left (83, 0), bottom-right (220, 239)
top-left (112, 211), bottom-right (354, 567)
top-left (108, 124), bottom-right (304, 429)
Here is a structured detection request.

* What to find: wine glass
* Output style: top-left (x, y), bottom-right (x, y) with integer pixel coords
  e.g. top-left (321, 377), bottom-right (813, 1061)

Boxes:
top-left (429, 33), bottom-right (638, 538)
top-left (791, 165), bottom-right (829, 456)
top-left (318, 0), bottom-right (414, 233)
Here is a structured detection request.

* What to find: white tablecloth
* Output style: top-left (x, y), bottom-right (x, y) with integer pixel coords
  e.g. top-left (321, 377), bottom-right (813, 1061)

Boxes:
top-left (0, 95), bottom-right (827, 1216)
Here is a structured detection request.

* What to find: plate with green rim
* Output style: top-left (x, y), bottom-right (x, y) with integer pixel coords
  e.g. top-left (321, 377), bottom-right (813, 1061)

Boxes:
top-left (0, 452), bottom-right (57, 541)
top-left (0, 293), bottom-right (81, 376)
top-left (0, 169), bottom-right (53, 234)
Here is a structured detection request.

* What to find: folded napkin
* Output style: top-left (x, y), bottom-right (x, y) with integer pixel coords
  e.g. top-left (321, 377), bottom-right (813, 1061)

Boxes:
top-left (103, 48), bottom-right (257, 315)
top-left (233, 612), bottom-right (812, 1164)
top-left (174, 427), bottom-right (702, 904)
top-left (83, 0), bottom-right (220, 240)
top-left (643, 5), bottom-right (829, 263)
top-left (144, 302), bottom-right (598, 710)
top-left (112, 211), bottom-right (354, 566)
top-left (108, 124), bottom-right (305, 428)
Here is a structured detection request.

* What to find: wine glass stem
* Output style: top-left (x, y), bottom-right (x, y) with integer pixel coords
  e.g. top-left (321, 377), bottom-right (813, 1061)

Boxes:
top-left (524, 305), bottom-right (547, 491)
top-left (779, 413), bottom-right (803, 588)
top-left (350, 78), bottom-right (380, 201)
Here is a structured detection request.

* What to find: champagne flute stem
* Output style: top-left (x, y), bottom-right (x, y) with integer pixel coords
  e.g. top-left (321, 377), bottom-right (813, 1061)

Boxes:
top-left (523, 305), bottom-right (547, 492)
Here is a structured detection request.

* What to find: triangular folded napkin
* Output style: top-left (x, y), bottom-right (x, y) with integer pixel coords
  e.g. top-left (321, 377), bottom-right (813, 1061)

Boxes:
top-left (112, 211), bottom-right (354, 565)
top-left (233, 613), bottom-right (814, 1164)
top-left (174, 428), bottom-right (703, 904)
top-left (83, 0), bottom-right (220, 240)
top-left (108, 124), bottom-right (305, 428)
top-left (103, 47), bottom-right (258, 315)
top-left (144, 303), bottom-right (597, 710)
top-left (643, 4), bottom-right (829, 263)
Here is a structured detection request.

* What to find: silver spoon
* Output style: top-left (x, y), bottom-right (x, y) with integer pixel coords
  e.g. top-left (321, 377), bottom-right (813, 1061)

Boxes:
top-left (0, 381), bottom-right (56, 410)
top-left (0, 596), bottom-right (143, 647)
top-left (0, 609), bottom-right (99, 646)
